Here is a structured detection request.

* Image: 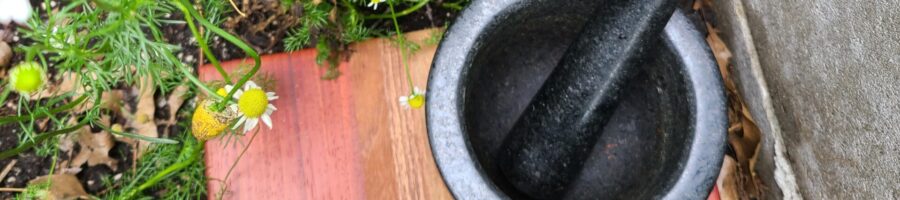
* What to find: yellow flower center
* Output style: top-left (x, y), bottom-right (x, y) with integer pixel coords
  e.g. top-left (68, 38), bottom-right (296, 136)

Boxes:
top-left (238, 88), bottom-right (268, 118)
top-left (9, 62), bottom-right (45, 94)
top-left (216, 88), bottom-right (228, 98)
top-left (408, 94), bottom-right (425, 109)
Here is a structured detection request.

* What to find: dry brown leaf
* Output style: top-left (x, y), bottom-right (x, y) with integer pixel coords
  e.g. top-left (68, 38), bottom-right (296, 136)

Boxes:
top-left (100, 90), bottom-right (125, 113)
top-left (36, 71), bottom-right (84, 100)
top-left (164, 85), bottom-right (189, 126)
top-left (76, 91), bottom-right (125, 114)
top-left (0, 41), bottom-right (10, 68)
top-left (705, 23), bottom-right (734, 87)
top-left (70, 117), bottom-right (118, 171)
top-left (717, 156), bottom-right (739, 200)
top-left (701, 3), bottom-right (765, 198)
top-left (28, 174), bottom-right (89, 200)
top-left (55, 72), bottom-right (82, 96)
top-left (126, 76), bottom-right (159, 158)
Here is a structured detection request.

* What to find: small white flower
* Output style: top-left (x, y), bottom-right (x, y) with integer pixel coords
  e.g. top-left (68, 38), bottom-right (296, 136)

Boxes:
top-left (231, 81), bottom-right (278, 133)
top-left (0, 0), bottom-right (32, 25)
top-left (398, 87), bottom-right (425, 109)
top-left (367, 0), bottom-right (386, 10)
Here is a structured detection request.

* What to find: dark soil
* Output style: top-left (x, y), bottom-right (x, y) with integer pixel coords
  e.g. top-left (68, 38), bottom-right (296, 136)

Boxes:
top-left (0, 108), bottom-right (52, 199)
top-left (167, 0), bottom-right (460, 66)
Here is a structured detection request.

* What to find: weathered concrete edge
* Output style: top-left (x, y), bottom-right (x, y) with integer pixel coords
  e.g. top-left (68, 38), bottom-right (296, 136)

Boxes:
top-left (710, 0), bottom-right (801, 199)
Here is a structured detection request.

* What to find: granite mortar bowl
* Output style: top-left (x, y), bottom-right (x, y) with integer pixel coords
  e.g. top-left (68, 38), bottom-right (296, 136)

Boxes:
top-left (426, 0), bottom-right (727, 199)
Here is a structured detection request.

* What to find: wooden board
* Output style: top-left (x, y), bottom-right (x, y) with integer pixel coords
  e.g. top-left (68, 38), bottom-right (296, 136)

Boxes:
top-left (200, 29), bottom-right (451, 200)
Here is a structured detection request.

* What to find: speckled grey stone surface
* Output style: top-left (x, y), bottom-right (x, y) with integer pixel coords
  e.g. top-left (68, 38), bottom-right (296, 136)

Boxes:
top-left (426, 1), bottom-right (727, 198)
top-left (728, 0), bottom-right (900, 198)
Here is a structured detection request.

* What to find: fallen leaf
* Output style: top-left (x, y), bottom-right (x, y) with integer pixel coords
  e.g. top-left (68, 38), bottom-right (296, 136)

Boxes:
top-left (127, 75), bottom-right (159, 158)
top-left (70, 117), bottom-right (118, 171)
top-left (717, 156), bottom-right (739, 200)
top-left (55, 72), bottom-right (83, 96)
top-left (705, 23), bottom-right (736, 91)
top-left (164, 85), bottom-right (189, 126)
top-left (100, 90), bottom-right (125, 113)
top-left (0, 41), bottom-right (10, 68)
top-left (701, 3), bottom-right (765, 198)
top-left (27, 174), bottom-right (89, 200)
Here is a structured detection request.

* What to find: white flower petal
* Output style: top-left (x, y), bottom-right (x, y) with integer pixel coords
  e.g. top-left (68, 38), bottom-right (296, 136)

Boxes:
top-left (261, 115), bottom-right (273, 129)
top-left (233, 116), bottom-right (246, 130)
top-left (244, 81), bottom-right (259, 90)
top-left (399, 96), bottom-right (411, 109)
top-left (233, 89), bottom-right (243, 100)
top-left (244, 118), bottom-right (259, 132)
top-left (0, 0), bottom-right (32, 25)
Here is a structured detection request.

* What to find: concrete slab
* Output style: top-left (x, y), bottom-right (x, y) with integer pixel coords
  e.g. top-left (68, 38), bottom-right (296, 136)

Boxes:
top-left (716, 0), bottom-right (900, 198)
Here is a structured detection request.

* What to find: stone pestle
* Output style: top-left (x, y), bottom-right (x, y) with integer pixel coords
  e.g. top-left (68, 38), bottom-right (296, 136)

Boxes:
top-left (496, 0), bottom-right (678, 198)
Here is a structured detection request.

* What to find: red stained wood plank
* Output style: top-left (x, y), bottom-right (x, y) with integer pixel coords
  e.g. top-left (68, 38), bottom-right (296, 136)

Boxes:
top-left (347, 30), bottom-right (450, 200)
top-left (200, 29), bottom-right (451, 199)
top-left (201, 52), bottom-right (365, 200)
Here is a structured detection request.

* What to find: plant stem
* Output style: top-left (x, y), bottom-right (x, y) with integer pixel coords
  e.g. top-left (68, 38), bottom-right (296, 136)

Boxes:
top-left (215, 128), bottom-right (261, 200)
top-left (0, 84), bottom-right (11, 107)
top-left (387, 0), bottom-right (416, 93)
top-left (172, 0), bottom-right (261, 111)
top-left (122, 139), bottom-right (204, 200)
top-left (0, 95), bottom-right (88, 126)
top-left (0, 120), bottom-right (88, 160)
top-left (175, 0), bottom-right (232, 85)
top-left (441, 1), bottom-right (464, 10)
top-left (365, 0), bottom-right (430, 20)
top-left (136, 14), bottom-right (222, 102)
top-left (0, 188), bottom-right (25, 192)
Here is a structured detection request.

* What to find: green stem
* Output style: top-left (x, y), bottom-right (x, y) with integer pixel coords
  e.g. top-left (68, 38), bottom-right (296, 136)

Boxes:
top-left (172, 0), bottom-right (261, 111)
top-left (0, 83), bottom-right (11, 107)
top-left (441, 2), bottom-right (464, 10)
top-left (122, 140), bottom-right (204, 199)
top-left (137, 14), bottom-right (222, 102)
top-left (341, 0), bottom-right (359, 14)
top-left (0, 95), bottom-right (88, 126)
top-left (175, 0), bottom-right (231, 84)
top-left (387, 1), bottom-right (416, 93)
top-left (216, 127), bottom-right (261, 200)
top-left (365, 0), bottom-right (430, 20)
top-left (0, 120), bottom-right (89, 160)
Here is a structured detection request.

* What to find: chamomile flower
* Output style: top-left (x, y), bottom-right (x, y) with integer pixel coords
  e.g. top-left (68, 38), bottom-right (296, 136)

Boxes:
top-left (0, 0), bottom-right (32, 25)
top-left (8, 62), bottom-right (47, 97)
top-left (398, 87), bottom-right (425, 109)
top-left (192, 99), bottom-right (238, 141)
top-left (367, 0), bottom-right (386, 10)
top-left (231, 81), bottom-right (278, 133)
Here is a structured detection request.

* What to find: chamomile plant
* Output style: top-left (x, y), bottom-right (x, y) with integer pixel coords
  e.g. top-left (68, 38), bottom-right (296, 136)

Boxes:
top-left (0, 0), bottom-right (264, 197)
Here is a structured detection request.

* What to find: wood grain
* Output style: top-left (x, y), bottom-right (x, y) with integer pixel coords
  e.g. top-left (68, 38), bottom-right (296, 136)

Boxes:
top-left (200, 29), bottom-right (451, 200)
